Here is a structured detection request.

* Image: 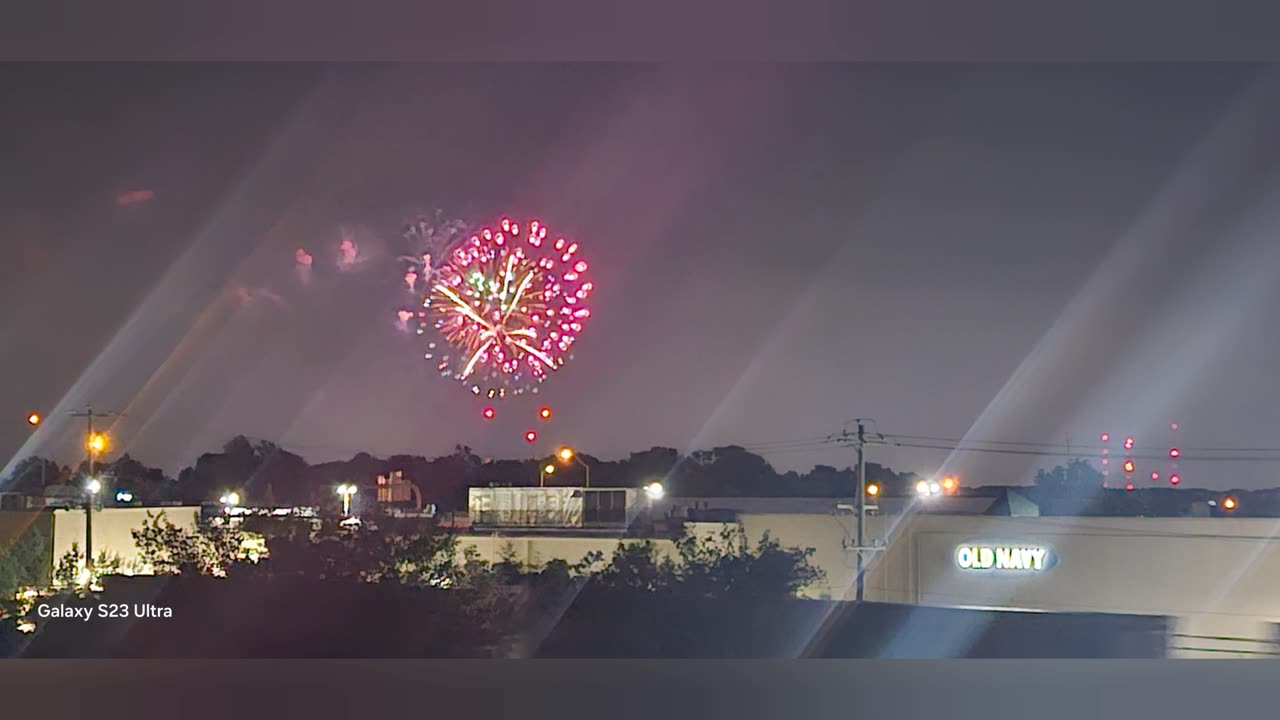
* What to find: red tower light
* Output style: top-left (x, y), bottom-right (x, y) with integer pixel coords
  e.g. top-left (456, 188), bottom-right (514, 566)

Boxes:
top-left (1125, 482), bottom-right (1135, 492)
top-left (1123, 459), bottom-right (1136, 474)
top-left (1123, 436), bottom-right (1135, 450)
top-left (1100, 433), bottom-right (1110, 442)
top-left (524, 430), bottom-right (538, 443)
top-left (482, 407), bottom-right (496, 420)
top-left (538, 407), bottom-right (553, 420)
top-left (1169, 447), bottom-right (1180, 459)
top-left (1170, 474), bottom-right (1181, 485)
top-left (1150, 471), bottom-right (1160, 481)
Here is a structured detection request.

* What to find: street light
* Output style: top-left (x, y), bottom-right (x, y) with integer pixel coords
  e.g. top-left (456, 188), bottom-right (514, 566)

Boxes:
top-left (87, 432), bottom-right (108, 455)
top-left (555, 446), bottom-right (591, 487)
top-left (86, 478), bottom-right (102, 496)
top-left (219, 491), bottom-right (240, 510)
top-left (643, 481), bottom-right (665, 501)
top-left (916, 480), bottom-right (942, 498)
top-left (26, 412), bottom-right (41, 426)
top-left (336, 484), bottom-right (358, 515)
top-left (539, 463), bottom-right (556, 487)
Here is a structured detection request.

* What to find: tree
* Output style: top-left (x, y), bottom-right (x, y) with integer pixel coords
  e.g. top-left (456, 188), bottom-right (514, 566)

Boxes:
top-left (0, 524), bottom-right (50, 600)
top-left (1035, 459), bottom-right (1104, 497)
top-left (131, 511), bottom-right (255, 576)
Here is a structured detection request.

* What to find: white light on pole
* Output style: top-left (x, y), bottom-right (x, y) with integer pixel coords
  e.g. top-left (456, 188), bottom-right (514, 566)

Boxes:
top-left (643, 481), bottom-right (665, 501)
top-left (337, 484), bottom-right (357, 515)
top-left (86, 478), bottom-right (102, 495)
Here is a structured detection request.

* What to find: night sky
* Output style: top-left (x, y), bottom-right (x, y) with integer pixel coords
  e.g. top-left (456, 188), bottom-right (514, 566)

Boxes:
top-left (5, 63), bottom-right (1280, 489)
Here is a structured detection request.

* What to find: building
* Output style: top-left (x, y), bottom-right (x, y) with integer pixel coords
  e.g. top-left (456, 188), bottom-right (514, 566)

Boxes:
top-left (460, 487), bottom-right (1280, 658)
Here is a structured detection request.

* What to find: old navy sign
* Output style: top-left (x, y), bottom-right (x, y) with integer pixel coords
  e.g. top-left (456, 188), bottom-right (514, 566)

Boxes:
top-left (955, 544), bottom-right (1052, 572)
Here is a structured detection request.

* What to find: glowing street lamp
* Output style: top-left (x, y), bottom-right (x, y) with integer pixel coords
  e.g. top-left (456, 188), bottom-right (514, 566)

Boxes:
top-left (916, 479), bottom-right (943, 498)
top-left (26, 412), bottom-right (41, 426)
top-left (1223, 496), bottom-right (1238, 511)
top-left (336, 484), bottom-right (358, 515)
top-left (865, 482), bottom-right (881, 497)
top-left (85, 478), bottom-right (102, 496)
top-left (539, 463), bottom-right (556, 487)
top-left (87, 432), bottom-right (108, 455)
top-left (219, 491), bottom-right (240, 511)
top-left (555, 446), bottom-right (591, 487)
top-left (643, 481), bottom-right (665, 501)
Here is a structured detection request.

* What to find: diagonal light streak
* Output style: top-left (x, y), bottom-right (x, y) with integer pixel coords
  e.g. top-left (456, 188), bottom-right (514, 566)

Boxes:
top-left (502, 270), bottom-right (535, 325)
top-left (435, 283), bottom-right (493, 330)
top-left (460, 338), bottom-right (496, 379)
top-left (511, 338), bottom-right (558, 369)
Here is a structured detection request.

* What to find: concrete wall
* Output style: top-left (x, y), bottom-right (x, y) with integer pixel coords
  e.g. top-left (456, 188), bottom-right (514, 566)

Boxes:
top-left (51, 507), bottom-right (201, 577)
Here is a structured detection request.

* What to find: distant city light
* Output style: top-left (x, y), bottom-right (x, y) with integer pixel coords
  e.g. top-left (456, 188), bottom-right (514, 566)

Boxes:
top-left (115, 490), bottom-right (133, 503)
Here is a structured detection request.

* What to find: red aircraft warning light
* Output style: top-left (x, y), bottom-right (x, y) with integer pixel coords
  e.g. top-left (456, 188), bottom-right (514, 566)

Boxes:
top-left (482, 407), bottom-right (496, 420)
top-left (1170, 474), bottom-right (1181, 485)
top-left (538, 407), bottom-right (553, 420)
top-left (1150, 471), bottom-right (1160, 482)
top-left (524, 430), bottom-right (538, 443)
top-left (1123, 459), bottom-right (1136, 474)
top-left (1169, 447), bottom-right (1180, 459)
top-left (1123, 436), bottom-right (1135, 450)
top-left (1100, 433), bottom-right (1110, 443)
top-left (1125, 483), bottom-right (1135, 492)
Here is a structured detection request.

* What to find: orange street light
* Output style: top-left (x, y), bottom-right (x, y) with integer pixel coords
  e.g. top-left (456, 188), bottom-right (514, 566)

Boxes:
top-left (865, 482), bottom-right (880, 497)
top-left (1223, 496), bottom-right (1238, 511)
top-left (87, 432), bottom-right (108, 455)
top-left (555, 446), bottom-right (590, 487)
top-left (26, 412), bottom-right (41, 426)
top-left (941, 476), bottom-right (958, 493)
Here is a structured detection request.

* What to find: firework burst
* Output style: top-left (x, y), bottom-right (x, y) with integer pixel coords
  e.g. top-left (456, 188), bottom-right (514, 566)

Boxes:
top-left (407, 217), bottom-right (593, 396)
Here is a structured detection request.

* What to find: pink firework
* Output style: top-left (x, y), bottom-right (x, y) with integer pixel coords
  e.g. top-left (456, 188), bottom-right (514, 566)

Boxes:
top-left (414, 217), bottom-right (593, 395)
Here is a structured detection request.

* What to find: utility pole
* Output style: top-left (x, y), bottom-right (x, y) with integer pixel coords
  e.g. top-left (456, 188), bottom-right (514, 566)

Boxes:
top-left (70, 405), bottom-right (120, 580)
top-left (855, 419), bottom-right (867, 603)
